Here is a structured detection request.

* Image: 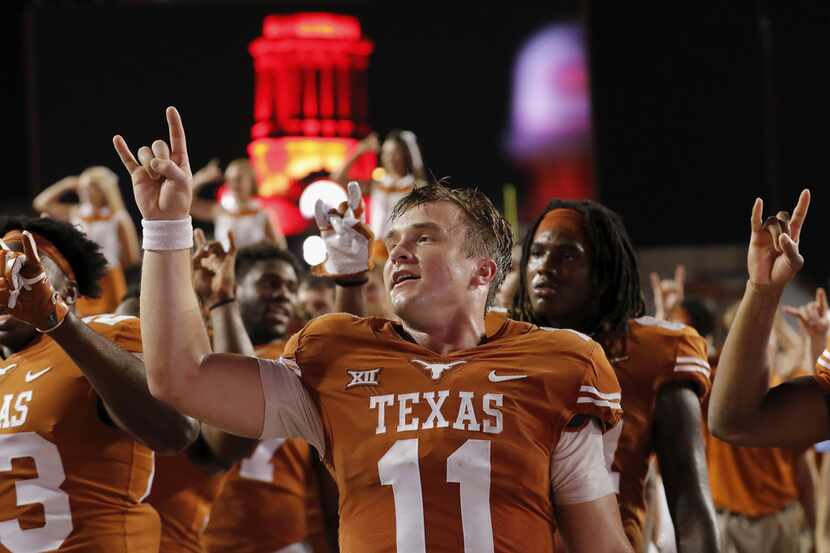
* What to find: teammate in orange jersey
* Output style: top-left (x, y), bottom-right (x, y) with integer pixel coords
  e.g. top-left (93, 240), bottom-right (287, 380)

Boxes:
top-left (0, 215), bottom-right (199, 552)
top-left (512, 200), bottom-right (719, 552)
top-left (709, 190), bottom-right (830, 447)
top-left (112, 107), bottom-right (633, 553)
top-left (199, 239), bottom-right (335, 553)
top-left (114, 280), bottom-right (252, 553)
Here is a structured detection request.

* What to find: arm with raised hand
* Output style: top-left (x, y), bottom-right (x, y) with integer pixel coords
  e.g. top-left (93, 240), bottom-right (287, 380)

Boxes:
top-left (313, 182), bottom-right (373, 316)
top-left (32, 175), bottom-right (80, 220)
top-left (330, 133), bottom-right (379, 184)
top-left (189, 228), bottom-right (259, 468)
top-left (784, 287), bottom-right (830, 368)
top-left (189, 158), bottom-right (222, 222)
top-left (0, 233), bottom-right (199, 453)
top-left (112, 107), bottom-right (266, 438)
top-left (708, 190), bottom-right (830, 447)
top-left (650, 265), bottom-right (685, 320)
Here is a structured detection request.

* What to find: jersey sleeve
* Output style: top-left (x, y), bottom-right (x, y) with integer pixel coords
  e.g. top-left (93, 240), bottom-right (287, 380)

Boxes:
top-left (263, 314), bottom-right (360, 454)
top-left (655, 327), bottom-right (711, 400)
top-left (550, 419), bottom-right (615, 505)
top-left (85, 314), bottom-right (143, 353)
top-left (258, 357), bottom-right (326, 456)
top-left (815, 350), bottom-right (830, 393)
top-left (572, 341), bottom-right (623, 432)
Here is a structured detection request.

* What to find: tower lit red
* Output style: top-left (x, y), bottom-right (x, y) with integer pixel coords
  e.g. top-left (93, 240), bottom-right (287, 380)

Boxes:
top-left (244, 13), bottom-right (376, 235)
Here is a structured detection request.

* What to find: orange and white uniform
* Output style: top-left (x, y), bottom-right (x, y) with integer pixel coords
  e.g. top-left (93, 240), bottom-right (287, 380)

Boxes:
top-left (607, 316), bottom-right (711, 550)
top-left (214, 204), bottom-right (270, 250)
top-left (0, 314), bottom-right (158, 553)
top-left (73, 207), bottom-right (128, 317)
top-left (203, 341), bottom-right (329, 553)
top-left (147, 453), bottom-right (228, 553)
top-left (257, 313), bottom-right (622, 553)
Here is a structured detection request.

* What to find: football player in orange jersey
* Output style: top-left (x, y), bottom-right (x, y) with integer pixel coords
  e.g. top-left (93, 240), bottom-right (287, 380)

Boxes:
top-left (114, 279), bottom-right (254, 553)
top-left (112, 107), bottom-right (633, 553)
top-left (198, 238), bottom-right (336, 553)
top-left (512, 200), bottom-right (719, 552)
top-left (0, 215), bottom-right (199, 552)
top-left (709, 190), bottom-right (830, 447)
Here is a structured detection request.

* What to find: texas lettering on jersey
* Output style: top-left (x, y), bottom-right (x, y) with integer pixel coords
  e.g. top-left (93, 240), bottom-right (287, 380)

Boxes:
top-left (0, 314), bottom-right (159, 553)
top-left (272, 313), bottom-right (621, 553)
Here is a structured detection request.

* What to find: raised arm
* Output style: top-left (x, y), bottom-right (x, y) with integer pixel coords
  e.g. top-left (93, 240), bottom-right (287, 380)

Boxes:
top-left (32, 175), bottom-right (80, 220)
top-left (0, 233), bottom-right (198, 454)
top-left (191, 228), bottom-right (261, 466)
top-left (784, 287), bottom-right (830, 367)
top-left (330, 133), bottom-right (378, 184)
top-left (189, 159), bottom-right (223, 222)
top-left (654, 383), bottom-right (719, 553)
top-left (50, 312), bottom-right (200, 454)
top-left (709, 190), bottom-right (830, 447)
top-left (113, 107), bottom-right (265, 438)
top-left (650, 265), bottom-right (685, 320)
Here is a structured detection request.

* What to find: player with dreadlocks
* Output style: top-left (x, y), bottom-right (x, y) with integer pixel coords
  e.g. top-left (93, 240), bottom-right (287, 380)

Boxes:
top-left (0, 215), bottom-right (198, 552)
top-left (512, 199), bottom-right (719, 553)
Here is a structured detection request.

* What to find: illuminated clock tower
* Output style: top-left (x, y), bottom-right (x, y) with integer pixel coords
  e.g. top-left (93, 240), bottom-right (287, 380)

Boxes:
top-left (246, 13), bottom-right (375, 235)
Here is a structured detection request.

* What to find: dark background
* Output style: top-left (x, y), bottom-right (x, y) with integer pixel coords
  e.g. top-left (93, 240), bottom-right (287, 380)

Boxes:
top-left (3, 1), bottom-right (830, 283)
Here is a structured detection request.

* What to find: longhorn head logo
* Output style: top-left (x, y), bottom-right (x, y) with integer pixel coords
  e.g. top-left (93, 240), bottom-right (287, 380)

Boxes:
top-left (411, 359), bottom-right (467, 380)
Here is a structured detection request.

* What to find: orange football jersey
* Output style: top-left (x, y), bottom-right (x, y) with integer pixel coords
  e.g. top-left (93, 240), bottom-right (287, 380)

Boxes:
top-left (0, 314), bottom-right (159, 553)
top-left (607, 316), bottom-right (711, 550)
top-left (276, 313), bottom-right (622, 553)
top-left (146, 452), bottom-right (228, 553)
top-left (203, 340), bottom-right (329, 553)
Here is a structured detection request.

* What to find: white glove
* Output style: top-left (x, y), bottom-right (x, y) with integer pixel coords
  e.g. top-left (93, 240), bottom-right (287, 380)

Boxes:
top-left (313, 181), bottom-right (374, 279)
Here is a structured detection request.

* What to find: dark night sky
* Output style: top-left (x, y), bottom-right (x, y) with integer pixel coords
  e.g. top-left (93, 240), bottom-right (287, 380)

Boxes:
top-left (4, 1), bottom-right (830, 282)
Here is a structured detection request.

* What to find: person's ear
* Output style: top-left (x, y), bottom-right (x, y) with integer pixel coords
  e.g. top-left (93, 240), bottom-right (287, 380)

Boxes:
top-left (63, 281), bottom-right (79, 309)
top-left (472, 258), bottom-right (498, 288)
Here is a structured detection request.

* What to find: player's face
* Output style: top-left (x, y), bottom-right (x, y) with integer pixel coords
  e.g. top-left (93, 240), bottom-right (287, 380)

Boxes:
top-left (384, 202), bottom-right (480, 323)
top-left (238, 259), bottom-right (299, 343)
top-left (525, 227), bottom-right (596, 330)
top-left (298, 284), bottom-right (335, 320)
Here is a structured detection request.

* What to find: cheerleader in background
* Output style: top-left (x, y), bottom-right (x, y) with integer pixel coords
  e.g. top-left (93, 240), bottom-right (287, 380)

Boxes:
top-left (190, 157), bottom-right (287, 249)
top-left (331, 130), bottom-right (426, 261)
top-left (33, 166), bottom-right (140, 316)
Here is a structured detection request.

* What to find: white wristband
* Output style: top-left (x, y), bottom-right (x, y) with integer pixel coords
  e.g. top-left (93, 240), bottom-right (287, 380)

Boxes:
top-left (142, 217), bottom-right (194, 251)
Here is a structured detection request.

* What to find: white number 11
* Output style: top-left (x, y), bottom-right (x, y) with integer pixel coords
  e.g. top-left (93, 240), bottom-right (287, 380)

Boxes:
top-left (378, 439), bottom-right (494, 553)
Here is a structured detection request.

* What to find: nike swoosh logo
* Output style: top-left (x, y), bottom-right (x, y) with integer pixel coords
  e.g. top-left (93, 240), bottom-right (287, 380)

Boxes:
top-left (488, 370), bottom-right (527, 383)
top-left (0, 364), bottom-right (16, 376)
top-left (25, 367), bottom-right (51, 383)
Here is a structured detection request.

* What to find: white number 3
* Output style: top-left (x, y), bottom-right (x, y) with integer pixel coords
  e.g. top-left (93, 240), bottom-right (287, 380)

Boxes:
top-left (0, 433), bottom-right (73, 552)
